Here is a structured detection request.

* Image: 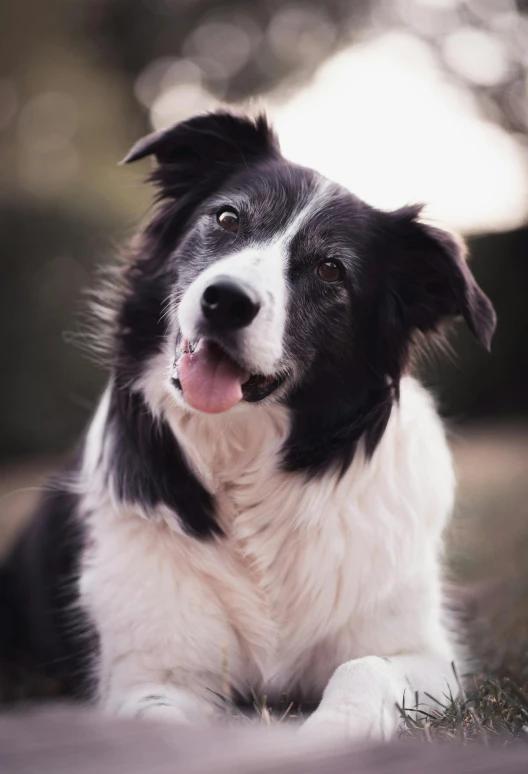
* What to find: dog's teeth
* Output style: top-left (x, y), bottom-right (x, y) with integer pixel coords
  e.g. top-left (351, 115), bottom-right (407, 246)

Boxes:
top-left (172, 361), bottom-right (180, 380)
top-left (189, 342), bottom-right (196, 354)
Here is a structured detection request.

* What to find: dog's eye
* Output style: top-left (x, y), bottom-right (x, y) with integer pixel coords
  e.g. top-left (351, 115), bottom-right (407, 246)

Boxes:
top-left (316, 261), bottom-right (342, 283)
top-left (216, 207), bottom-right (239, 233)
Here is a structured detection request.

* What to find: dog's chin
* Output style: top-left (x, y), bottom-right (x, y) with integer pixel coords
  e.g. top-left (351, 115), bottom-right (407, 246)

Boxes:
top-left (170, 337), bottom-right (284, 414)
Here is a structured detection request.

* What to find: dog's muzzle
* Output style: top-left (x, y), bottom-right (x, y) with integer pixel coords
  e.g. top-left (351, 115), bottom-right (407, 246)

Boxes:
top-left (175, 252), bottom-right (287, 413)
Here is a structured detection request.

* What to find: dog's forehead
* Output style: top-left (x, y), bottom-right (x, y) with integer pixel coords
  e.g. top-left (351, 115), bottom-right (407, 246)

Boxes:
top-left (207, 162), bottom-right (320, 227)
top-left (208, 160), bottom-right (368, 251)
top-left (288, 188), bottom-right (372, 259)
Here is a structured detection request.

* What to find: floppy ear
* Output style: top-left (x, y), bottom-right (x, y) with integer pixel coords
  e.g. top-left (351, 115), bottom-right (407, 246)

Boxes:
top-left (382, 206), bottom-right (496, 350)
top-left (121, 111), bottom-right (279, 197)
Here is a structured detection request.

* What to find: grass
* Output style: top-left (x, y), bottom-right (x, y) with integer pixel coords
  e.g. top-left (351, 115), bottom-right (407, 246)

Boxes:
top-left (399, 671), bottom-right (528, 743)
top-left (202, 679), bottom-right (528, 745)
top-left (206, 656), bottom-right (528, 743)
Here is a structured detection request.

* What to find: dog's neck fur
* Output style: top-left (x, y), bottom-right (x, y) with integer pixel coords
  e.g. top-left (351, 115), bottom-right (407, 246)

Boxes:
top-left (140, 351), bottom-right (298, 511)
top-left (81, 347), bottom-right (400, 539)
top-left (141, 347), bottom-right (397, 483)
top-left (167, 403), bottom-right (291, 489)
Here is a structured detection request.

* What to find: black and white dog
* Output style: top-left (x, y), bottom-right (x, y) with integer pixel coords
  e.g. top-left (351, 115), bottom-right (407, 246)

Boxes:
top-left (2, 111), bottom-right (495, 738)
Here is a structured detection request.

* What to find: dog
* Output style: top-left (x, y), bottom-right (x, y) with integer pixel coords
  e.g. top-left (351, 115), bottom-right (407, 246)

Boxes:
top-left (1, 111), bottom-right (495, 738)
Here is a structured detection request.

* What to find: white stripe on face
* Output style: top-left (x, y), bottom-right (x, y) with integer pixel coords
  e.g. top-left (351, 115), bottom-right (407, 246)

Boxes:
top-left (177, 180), bottom-right (334, 375)
top-left (178, 241), bottom-right (287, 374)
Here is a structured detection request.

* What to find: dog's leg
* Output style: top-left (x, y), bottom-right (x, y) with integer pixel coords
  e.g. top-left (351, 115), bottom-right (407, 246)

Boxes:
top-left (301, 653), bottom-right (457, 740)
top-left (98, 653), bottom-right (219, 725)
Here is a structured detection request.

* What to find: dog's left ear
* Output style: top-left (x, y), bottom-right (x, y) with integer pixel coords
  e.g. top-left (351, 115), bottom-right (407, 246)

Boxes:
top-left (381, 206), bottom-right (496, 350)
top-left (120, 111), bottom-right (279, 198)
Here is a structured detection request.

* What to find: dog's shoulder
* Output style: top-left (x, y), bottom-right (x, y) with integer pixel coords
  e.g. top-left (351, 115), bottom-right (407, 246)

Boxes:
top-left (397, 375), bottom-right (453, 468)
top-left (369, 375), bottom-right (455, 535)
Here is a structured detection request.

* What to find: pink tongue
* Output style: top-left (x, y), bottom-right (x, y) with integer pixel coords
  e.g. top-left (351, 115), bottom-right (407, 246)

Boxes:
top-left (179, 340), bottom-right (250, 413)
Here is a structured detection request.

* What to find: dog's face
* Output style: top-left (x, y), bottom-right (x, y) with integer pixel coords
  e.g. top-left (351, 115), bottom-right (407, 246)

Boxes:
top-left (120, 112), bottom-right (495, 471)
top-left (169, 163), bottom-right (375, 415)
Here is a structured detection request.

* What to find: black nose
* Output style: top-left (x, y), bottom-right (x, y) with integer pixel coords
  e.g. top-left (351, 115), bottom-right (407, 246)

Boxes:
top-left (201, 278), bottom-right (260, 330)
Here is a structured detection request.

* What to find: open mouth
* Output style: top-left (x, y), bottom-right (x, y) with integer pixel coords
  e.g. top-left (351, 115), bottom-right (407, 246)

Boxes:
top-left (171, 338), bottom-right (282, 413)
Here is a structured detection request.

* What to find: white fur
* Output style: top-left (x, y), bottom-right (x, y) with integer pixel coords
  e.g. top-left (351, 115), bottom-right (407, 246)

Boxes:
top-left (178, 243), bottom-right (287, 375)
top-left (78, 374), bottom-right (459, 738)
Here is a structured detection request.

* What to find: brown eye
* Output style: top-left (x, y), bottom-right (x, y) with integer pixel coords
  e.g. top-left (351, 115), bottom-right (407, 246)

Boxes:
top-left (316, 261), bottom-right (342, 283)
top-left (217, 207), bottom-right (239, 233)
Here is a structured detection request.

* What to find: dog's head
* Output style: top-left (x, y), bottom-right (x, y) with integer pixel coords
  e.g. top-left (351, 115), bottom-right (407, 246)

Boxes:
top-left (120, 111), bottom-right (495, 472)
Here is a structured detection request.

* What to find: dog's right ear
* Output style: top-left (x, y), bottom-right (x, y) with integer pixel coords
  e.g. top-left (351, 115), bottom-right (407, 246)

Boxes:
top-left (379, 206), bottom-right (496, 351)
top-left (121, 111), bottom-right (279, 194)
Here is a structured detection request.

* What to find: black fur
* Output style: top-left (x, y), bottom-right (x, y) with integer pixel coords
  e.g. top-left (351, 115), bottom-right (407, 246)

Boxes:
top-left (107, 385), bottom-right (219, 538)
top-left (0, 479), bottom-right (96, 700)
top-left (115, 112), bottom-right (279, 384)
top-left (282, 202), bottom-right (496, 476)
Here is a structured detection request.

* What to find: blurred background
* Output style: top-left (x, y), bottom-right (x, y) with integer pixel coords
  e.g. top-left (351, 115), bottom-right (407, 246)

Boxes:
top-left (1, 0), bottom-right (527, 670)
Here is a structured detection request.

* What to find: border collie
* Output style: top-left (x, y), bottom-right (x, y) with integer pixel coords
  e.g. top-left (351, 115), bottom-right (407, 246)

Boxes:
top-left (2, 111), bottom-right (495, 738)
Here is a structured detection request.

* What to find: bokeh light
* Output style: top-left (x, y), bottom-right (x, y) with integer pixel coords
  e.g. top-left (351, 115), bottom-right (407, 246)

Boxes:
top-left (267, 5), bottom-right (336, 66)
top-left (270, 31), bottom-right (528, 233)
top-left (442, 27), bottom-right (511, 86)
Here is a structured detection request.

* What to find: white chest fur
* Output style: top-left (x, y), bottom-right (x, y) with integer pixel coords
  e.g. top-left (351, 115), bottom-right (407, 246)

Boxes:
top-left (79, 377), bottom-right (455, 707)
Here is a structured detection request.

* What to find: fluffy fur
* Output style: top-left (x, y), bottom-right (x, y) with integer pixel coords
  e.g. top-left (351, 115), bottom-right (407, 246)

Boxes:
top-left (1, 111), bottom-right (496, 739)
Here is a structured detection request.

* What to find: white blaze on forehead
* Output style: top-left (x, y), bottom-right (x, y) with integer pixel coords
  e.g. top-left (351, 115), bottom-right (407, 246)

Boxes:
top-left (177, 180), bottom-right (333, 375)
top-left (280, 177), bottom-right (335, 243)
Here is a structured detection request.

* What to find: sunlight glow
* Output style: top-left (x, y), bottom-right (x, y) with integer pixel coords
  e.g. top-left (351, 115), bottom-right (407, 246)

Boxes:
top-left (269, 32), bottom-right (528, 234)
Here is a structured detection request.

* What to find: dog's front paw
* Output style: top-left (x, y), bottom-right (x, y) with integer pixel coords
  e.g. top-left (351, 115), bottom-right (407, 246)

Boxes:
top-left (300, 702), bottom-right (397, 741)
top-left (299, 656), bottom-right (406, 741)
top-left (109, 685), bottom-right (210, 725)
top-left (136, 703), bottom-right (192, 724)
